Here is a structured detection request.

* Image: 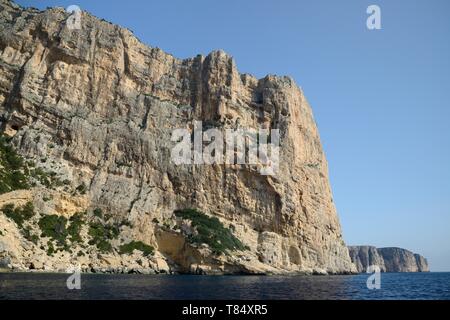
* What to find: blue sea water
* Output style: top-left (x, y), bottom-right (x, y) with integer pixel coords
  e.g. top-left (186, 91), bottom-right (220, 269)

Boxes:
top-left (0, 272), bottom-right (449, 300)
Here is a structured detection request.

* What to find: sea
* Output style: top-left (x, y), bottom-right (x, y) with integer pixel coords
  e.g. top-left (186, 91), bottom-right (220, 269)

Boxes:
top-left (0, 272), bottom-right (449, 300)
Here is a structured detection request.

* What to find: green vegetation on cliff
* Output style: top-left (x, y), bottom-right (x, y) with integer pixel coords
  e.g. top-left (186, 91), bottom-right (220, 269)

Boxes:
top-left (68, 212), bottom-right (85, 243)
top-left (38, 214), bottom-right (68, 247)
top-left (0, 135), bottom-right (29, 194)
top-left (38, 212), bottom-right (86, 253)
top-left (1, 202), bottom-right (39, 245)
top-left (1, 202), bottom-right (35, 227)
top-left (88, 220), bottom-right (119, 253)
top-left (0, 134), bottom-right (68, 193)
top-left (174, 208), bottom-right (247, 255)
top-left (119, 241), bottom-right (154, 256)
top-left (1, 198), bottom-right (151, 258)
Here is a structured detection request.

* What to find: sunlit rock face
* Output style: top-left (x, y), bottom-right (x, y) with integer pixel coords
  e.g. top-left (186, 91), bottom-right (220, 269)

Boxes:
top-left (0, 0), bottom-right (356, 274)
top-left (348, 246), bottom-right (429, 273)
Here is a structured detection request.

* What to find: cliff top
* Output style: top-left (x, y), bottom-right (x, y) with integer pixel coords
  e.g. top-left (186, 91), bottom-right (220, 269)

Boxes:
top-left (0, 0), bottom-right (296, 86)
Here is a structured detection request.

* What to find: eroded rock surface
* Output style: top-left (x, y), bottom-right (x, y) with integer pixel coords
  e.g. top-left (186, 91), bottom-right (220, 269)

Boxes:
top-left (348, 246), bottom-right (429, 273)
top-left (0, 0), bottom-right (356, 274)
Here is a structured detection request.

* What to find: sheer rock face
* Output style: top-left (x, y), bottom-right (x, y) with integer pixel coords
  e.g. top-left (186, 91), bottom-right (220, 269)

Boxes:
top-left (414, 254), bottom-right (429, 272)
top-left (0, 0), bottom-right (356, 274)
top-left (348, 246), bottom-right (429, 273)
top-left (347, 246), bottom-right (386, 272)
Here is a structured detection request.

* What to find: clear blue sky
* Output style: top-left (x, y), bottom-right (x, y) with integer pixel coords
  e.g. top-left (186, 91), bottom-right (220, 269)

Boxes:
top-left (16, 0), bottom-right (450, 271)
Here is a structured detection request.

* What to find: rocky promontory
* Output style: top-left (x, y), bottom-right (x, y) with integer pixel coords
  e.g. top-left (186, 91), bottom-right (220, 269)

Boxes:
top-left (0, 0), bottom-right (357, 275)
top-left (348, 246), bottom-right (429, 273)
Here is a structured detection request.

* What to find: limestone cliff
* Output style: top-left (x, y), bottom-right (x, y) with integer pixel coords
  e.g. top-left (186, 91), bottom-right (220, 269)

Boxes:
top-left (0, 0), bottom-right (356, 274)
top-left (348, 246), bottom-right (429, 273)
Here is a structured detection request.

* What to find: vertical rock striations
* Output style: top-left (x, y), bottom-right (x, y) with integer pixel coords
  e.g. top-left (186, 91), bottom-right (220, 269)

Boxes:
top-left (348, 246), bottom-right (429, 273)
top-left (0, 0), bottom-right (356, 274)
top-left (347, 246), bottom-right (386, 272)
